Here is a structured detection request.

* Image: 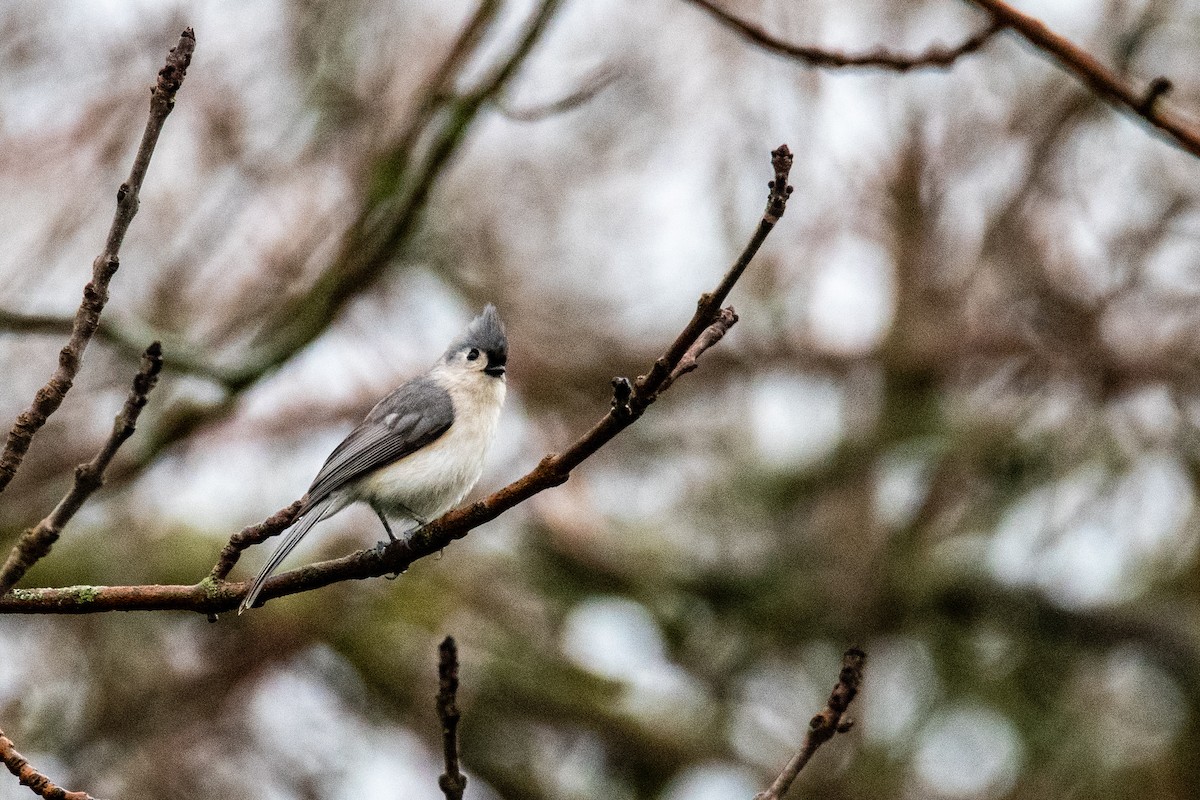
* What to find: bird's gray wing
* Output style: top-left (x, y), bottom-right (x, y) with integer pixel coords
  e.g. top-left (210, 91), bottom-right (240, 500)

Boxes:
top-left (303, 375), bottom-right (454, 509)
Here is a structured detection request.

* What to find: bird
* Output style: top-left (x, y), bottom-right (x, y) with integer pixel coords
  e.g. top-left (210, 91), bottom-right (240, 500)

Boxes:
top-left (238, 305), bottom-right (508, 614)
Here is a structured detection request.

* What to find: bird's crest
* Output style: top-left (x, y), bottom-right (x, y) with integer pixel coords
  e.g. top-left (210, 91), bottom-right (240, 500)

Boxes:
top-left (452, 304), bottom-right (507, 363)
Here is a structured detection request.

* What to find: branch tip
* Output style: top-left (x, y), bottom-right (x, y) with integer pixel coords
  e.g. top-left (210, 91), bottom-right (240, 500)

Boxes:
top-left (765, 144), bottom-right (794, 223)
top-left (754, 646), bottom-right (866, 800)
top-left (0, 28), bottom-right (193, 497)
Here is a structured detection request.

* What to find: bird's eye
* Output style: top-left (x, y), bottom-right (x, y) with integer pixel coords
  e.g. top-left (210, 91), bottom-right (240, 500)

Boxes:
top-left (466, 348), bottom-right (480, 361)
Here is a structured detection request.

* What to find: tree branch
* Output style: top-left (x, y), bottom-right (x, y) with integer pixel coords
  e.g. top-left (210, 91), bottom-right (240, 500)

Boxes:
top-left (0, 29), bottom-right (193, 496)
top-left (1, 726), bottom-right (104, 800)
top-left (496, 66), bottom-right (619, 122)
top-left (655, 306), bottom-right (738, 395)
top-left (685, 0), bottom-right (1001, 70)
top-left (0, 144), bottom-right (794, 614)
top-left (0, 308), bottom-right (245, 388)
top-left (436, 636), bottom-right (467, 800)
top-left (753, 647), bottom-right (866, 800)
top-left (0, 344), bottom-right (163, 596)
top-left (967, 0), bottom-right (1200, 159)
top-left (208, 501), bottom-right (304, 582)
top-left (258, 0), bottom-right (565, 383)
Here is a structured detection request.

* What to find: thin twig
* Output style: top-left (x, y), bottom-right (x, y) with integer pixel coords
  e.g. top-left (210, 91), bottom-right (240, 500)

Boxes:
top-left (686, 0), bottom-right (1002, 70)
top-left (0, 344), bottom-right (163, 596)
top-left (967, 0), bottom-right (1200, 159)
top-left (0, 144), bottom-right (794, 615)
top-left (436, 636), bottom-right (467, 800)
top-left (208, 501), bottom-right (304, 582)
top-left (0, 308), bottom-right (245, 388)
top-left (0, 29), bottom-right (193, 496)
top-left (1, 725), bottom-right (105, 800)
top-left (753, 647), bottom-right (866, 800)
top-left (496, 66), bottom-right (619, 122)
top-left (656, 306), bottom-right (739, 394)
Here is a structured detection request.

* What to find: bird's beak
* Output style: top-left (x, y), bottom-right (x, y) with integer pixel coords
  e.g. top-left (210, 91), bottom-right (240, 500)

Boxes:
top-left (484, 365), bottom-right (506, 377)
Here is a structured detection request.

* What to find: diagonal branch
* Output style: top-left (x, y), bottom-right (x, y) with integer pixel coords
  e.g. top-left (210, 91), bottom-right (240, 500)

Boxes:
top-left (967, 0), bottom-right (1200, 159)
top-left (1, 725), bottom-right (105, 800)
top-left (208, 501), bottom-right (303, 582)
top-left (0, 29), bottom-right (193, 496)
top-left (0, 144), bottom-right (794, 615)
top-left (685, 0), bottom-right (1002, 71)
top-left (0, 344), bottom-right (163, 596)
top-left (753, 647), bottom-right (866, 800)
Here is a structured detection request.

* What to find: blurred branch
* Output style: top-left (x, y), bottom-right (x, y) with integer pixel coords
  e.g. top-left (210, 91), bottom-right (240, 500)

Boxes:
top-left (496, 66), bottom-right (619, 122)
top-left (437, 636), bottom-right (467, 800)
top-left (0, 309), bottom-right (247, 388)
top-left (0, 144), bottom-right (795, 614)
top-left (0, 29), bottom-right (193, 496)
top-left (0, 344), bottom-right (163, 596)
top-left (686, 0), bottom-right (1002, 70)
top-left (754, 647), bottom-right (865, 800)
top-left (968, 0), bottom-right (1200, 158)
top-left (258, 0), bottom-right (564, 373)
top-left (1, 725), bottom-right (104, 800)
top-left (113, 0), bottom-right (567, 480)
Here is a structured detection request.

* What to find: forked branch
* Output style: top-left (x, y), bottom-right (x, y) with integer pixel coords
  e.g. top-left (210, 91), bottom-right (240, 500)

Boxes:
top-left (0, 344), bottom-right (163, 596)
top-left (686, 0), bottom-right (1001, 71)
top-left (967, 0), bottom-right (1200, 158)
top-left (0, 29), bottom-right (193, 495)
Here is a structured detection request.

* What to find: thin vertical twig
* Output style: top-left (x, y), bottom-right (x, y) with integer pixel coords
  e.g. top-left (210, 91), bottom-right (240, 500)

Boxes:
top-left (437, 636), bottom-right (468, 800)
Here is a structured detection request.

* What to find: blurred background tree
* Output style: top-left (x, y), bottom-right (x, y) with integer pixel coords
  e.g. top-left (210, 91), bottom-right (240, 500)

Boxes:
top-left (2, 0), bottom-right (1200, 798)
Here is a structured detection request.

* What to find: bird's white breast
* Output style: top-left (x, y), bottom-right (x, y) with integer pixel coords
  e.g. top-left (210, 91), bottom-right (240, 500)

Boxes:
top-left (355, 367), bottom-right (505, 522)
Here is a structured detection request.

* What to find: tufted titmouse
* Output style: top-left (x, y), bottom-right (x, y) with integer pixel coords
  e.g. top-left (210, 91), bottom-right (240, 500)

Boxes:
top-left (239, 305), bottom-right (508, 613)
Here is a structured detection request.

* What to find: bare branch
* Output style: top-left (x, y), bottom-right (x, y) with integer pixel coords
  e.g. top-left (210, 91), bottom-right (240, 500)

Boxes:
top-left (208, 501), bottom-right (304, 582)
top-left (437, 636), bottom-right (468, 800)
top-left (1, 725), bottom-right (105, 800)
top-left (0, 29), bottom-right (193, 496)
top-left (967, 0), bottom-right (1200, 159)
top-left (0, 144), bottom-right (794, 615)
top-left (0, 308), bottom-right (246, 388)
top-left (753, 647), bottom-right (866, 800)
top-left (656, 306), bottom-right (739, 395)
top-left (686, 0), bottom-right (1001, 71)
top-left (496, 66), bottom-right (619, 122)
top-left (0, 344), bottom-right (163, 596)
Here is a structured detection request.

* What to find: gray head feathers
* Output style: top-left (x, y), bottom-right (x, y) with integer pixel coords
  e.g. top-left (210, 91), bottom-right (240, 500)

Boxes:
top-left (446, 304), bottom-right (507, 365)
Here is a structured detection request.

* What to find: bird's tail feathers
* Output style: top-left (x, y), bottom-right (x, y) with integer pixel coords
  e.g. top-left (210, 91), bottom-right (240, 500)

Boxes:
top-left (238, 496), bottom-right (334, 614)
